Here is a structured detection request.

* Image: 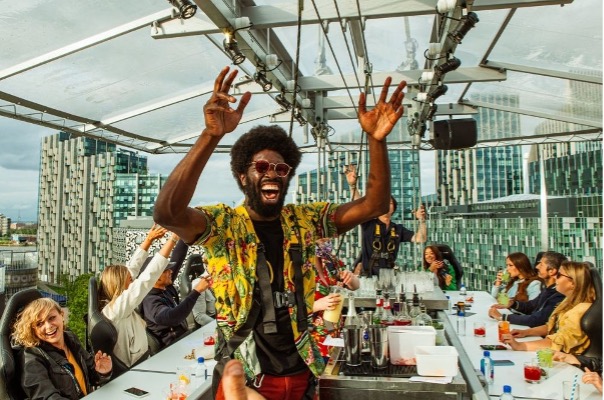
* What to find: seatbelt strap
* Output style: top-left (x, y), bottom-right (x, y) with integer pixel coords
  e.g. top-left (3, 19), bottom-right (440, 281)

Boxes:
top-left (256, 243), bottom-right (278, 334)
top-left (219, 284), bottom-right (262, 358)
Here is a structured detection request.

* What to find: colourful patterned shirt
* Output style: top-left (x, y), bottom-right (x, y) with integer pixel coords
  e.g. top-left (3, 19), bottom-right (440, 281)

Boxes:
top-left (194, 202), bottom-right (339, 379)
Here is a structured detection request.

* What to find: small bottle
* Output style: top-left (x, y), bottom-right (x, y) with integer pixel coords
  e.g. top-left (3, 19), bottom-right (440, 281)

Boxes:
top-left (195, 356), bottom-right (208, 384)
top-left (344, 291), bottom-right (360, 327)
top-left (373, 289), bottom-right (384, 324)
top-left (381, 292), bottom-right (395, 325)
top-left (456, 310), bottom-right (466, 336)
top-left (459, 283), bottom-right (467, 296)
top-left (414, 304), bottom-right (433, 327)
top-left (394, 299), bottom-right (412, 326)
top-left (409, 294), bottom-right (421, 319)
top-left (480, 350), bottom-right (494, 384)
top-left (499, 385), bottom-right (514, 400)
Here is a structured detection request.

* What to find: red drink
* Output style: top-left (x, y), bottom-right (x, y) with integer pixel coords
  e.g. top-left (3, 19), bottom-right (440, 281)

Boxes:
top-left (394, 319), bottom-right (412, 326)
top-left (524, 365), bottom-right (541, 383)
top-left (204, 335), bottom-right (215, 346)
top-left (474, 327), bottom-right (486, 336)
top-left (381, 319), bottom-right (396, 326)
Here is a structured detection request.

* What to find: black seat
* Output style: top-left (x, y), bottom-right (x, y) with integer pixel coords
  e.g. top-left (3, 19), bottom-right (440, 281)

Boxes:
top-left (0, 288), bottom-right (42, 400)
top-left (579, 263), bottom-right (602, 360)
top-left (178, 254), bottom-right (206, 300)
top-left (87, 276), bottom-right (129, 378)
top-left (436, 244), bottom-right (464, 289)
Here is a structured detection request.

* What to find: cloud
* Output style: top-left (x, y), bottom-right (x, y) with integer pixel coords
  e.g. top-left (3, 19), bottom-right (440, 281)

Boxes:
top-left (0, 166), bottom-right (40, 222)
top-left (0, 119), bottom-right (47, 170)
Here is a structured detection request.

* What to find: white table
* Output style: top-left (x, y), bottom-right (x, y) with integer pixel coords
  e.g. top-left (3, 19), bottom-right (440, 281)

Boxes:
top-left (444, 290), bottom-right (600, 400)
top-left (85, 322), bottom-right (218, 399)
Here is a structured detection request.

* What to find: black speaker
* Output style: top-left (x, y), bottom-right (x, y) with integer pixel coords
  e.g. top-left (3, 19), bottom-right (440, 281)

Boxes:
top-left (432, 118), bottom-right (477, 150)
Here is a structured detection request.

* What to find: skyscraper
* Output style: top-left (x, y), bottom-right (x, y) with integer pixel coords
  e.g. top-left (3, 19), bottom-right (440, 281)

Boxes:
top-left (38, 132), bottom-right (166, 283)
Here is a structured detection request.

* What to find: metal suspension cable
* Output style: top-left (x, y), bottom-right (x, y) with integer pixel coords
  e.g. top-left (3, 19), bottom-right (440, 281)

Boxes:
top-left (288, 0), bottom-right (304, 137)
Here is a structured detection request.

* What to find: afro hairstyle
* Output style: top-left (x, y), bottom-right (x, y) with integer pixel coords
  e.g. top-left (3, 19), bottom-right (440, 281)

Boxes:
top-left (230, 125), bottom-right (302, 190)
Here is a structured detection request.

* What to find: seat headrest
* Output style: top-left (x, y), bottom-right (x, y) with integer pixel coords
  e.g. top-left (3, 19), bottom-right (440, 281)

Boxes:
top-left (0, 289), bottom-right (42, 338)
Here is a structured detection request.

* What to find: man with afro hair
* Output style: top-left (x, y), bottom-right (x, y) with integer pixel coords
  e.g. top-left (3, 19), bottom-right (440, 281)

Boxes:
top-left (155, 66), bottom-right (407, 400)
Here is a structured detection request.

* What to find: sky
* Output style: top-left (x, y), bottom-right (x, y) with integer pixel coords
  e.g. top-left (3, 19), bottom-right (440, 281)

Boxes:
top-left (0, 117), bottom-right (437, 223)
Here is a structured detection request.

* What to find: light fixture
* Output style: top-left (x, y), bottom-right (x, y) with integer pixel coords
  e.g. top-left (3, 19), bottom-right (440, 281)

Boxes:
top-left (417, 84), bottom-right (448, 103)
top-left (275, 93), bottom-right (291, 110)
top-left (435, 56), bottom-right (461, 75)
top-left (167, 0), bottom-right (197, 19)
top-left (293, 108), bottom-right (307, 126)
top-left (448, 12), bottom-right (479, 44)
top-left (426, 104), bottom-right (438, 120)
top-left (254, 72), bottom-right (273, 92)
top-left (264, 54), bottom-right (279, 70)
top-left (223, 33), bottom-right (246, 65)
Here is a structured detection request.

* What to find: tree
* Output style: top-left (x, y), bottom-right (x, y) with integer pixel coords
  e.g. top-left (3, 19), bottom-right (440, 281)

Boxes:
top-left (64, 273), bottom-right (93, 345)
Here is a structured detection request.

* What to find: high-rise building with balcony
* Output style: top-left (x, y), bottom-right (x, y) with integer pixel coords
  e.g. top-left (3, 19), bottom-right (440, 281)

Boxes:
top-left (38, 132), bottom-right (166, 283)
top-left (0, 214), bottom-right (10, 236)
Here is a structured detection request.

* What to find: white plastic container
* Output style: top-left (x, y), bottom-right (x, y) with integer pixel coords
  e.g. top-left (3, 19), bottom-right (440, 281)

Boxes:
top-left (415, 345), bottom-right (459, 377)
top-left (387, 325), bottom-right (436, 365)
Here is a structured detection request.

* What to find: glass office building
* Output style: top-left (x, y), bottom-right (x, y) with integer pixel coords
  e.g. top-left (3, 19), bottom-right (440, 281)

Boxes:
top-left (38, 133), bottom-right (166, 283)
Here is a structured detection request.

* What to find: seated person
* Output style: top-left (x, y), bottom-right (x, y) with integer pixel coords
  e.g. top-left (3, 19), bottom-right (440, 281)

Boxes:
top-left (140, 263), bottom-right (212, 348)
top-left (191, 275), bottom-right (217, 327)
top-left (311, 238), bottom-right (359, 358)
top-left (491, 252), bottom-right (542, 302)
top-left (554, 352), bottom-right (602, 394)
top-left (488, 251), bottom-right (566, 327)
top-left (13, 298), bottom-right (112, 399)
top-left (502, 261), bottom-right (595, 354)
top-left (98, 226), bottom-right (179, 368)
top-left (423, 245), bottom-right (457, 290)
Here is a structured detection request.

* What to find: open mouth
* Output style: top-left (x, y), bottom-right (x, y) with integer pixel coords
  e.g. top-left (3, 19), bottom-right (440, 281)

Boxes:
top-left (261, 182), bottom-right (281, 203)
top-left (45, 328), bottom-right (58, 340)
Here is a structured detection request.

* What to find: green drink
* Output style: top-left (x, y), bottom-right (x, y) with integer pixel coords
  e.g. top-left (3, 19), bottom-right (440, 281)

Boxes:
top-left (497, 292), bottom-right (509, 306)
top-left (501, 271), bottom-right (511, 284)
top-left (537, 348), bottom-right (554, 368)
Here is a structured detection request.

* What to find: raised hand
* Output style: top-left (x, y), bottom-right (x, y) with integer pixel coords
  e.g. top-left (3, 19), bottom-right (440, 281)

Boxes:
top-left (203, 66), bottom-right (252, 137)
top-left (345, 164), bottom-right (357, 187)
top-left (414, 204), bottom-right (426, 221)
top-left (146, 224), bottom-right (168, 242)
top-left (94, 351), bottom-right (112, 375)
top-left (358, 77), bottom-right (406, 141)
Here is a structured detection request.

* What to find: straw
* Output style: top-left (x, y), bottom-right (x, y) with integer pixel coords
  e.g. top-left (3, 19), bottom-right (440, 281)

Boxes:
top-left (569, 374), bottom-right (579, 400)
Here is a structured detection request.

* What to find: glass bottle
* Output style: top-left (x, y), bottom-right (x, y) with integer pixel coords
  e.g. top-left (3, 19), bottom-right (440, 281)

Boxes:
top-left (414, 304), bottom-right (433, 326)
top-left (372, 289), bottom-right (384, 324)
top-left (480, 350), bottom-right (494, 385)
top-left (409, 294), bottom-right (421, 319)
top-left (394, 298), bottom-right (413, 326)
top-left (344, 291), bottom-right (360, 327)
top-left (381, 292), bottom-right (395, 325)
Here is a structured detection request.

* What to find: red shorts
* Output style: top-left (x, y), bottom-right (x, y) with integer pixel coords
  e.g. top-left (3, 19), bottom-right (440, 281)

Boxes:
top-left (216, 369), bottom-right (316, 400)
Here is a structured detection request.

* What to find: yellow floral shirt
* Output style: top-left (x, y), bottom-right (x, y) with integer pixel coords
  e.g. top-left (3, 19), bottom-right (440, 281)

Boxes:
top-left (194, 202), bottom-right (339, 378)
top-left (547, 302), bottom-right (592, 354)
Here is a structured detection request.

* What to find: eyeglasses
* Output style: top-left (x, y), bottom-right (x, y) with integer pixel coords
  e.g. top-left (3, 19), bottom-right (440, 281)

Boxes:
top-left (556, 271), bottom-right (573, 280)
top-left (250, 160), bottom-right (292, 177)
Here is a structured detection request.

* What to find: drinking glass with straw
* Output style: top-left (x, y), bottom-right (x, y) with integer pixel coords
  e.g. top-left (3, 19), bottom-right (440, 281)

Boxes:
top-left (569, 374), bottom-right (579, 400)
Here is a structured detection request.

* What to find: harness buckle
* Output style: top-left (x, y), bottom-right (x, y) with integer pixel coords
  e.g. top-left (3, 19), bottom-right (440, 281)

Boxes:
top-left (273, 291), bottom-right (296, 308)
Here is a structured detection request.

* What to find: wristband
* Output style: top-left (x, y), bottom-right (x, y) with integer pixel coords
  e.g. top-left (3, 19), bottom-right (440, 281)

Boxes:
top-left (171, 237), bottom-right (178, 244)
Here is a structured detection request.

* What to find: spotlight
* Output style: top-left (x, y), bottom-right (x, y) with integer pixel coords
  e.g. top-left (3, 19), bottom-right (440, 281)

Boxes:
top-left (275, 93), bottom-right (291, 110)
top-left (293, 108), bottom-right (307, 126)
top-left (223, 34), bottom-right (246, 65)
top-left (448, 12), bottom-right (479, 44)
top-left (167, 0), bottom-right (197, 19)
top-left (436, 0), bottom-right (456, 14)
top-left (426, 104), bottom-right (438, 120)
top-left (254, 72), bottom-right (273, 92)
top-left (417, 85), bottom-right (448, 103)
top-left (435, 57), bottom-right (461, 75)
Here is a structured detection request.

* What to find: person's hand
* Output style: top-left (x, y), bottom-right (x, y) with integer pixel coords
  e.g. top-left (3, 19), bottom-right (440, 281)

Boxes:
top-left (510, 329), bottom-right (526, 338)
top-left (583, 368), bottom-right (603, 394)
top-left (169, 232), bottom-right (180, 244)
top-left (345, 164), bottom-right (358, 187)
top-left (358, 77), bottom-right (406, 141)
top-left (313, 293), bottom-right (341, 312)
top-left (203, 66), bottom-right (252, 137)
top-left (491, 303), bottom-right (508, 310)
top-left (553, 351), bottom-right (580, 366)
top-left (500, 334), bottom-right (520, 350)
top-left (494, 270), bottom-right (503, 287)
top-left (488, 307), bottom-right (502, 321)
top-left (414, 204), bottom-right (426, 221)
top-left (221, 360), bottom-right (266, 400)
top-left (444, 273), bottom-right (453, 287)
top-left (340, 270), bottom-right (358, 289)
top-left (193, 275), bottom-right (212, 293)
top-left (94, 351), bottom-right (112, 375)
top-left (145, 224), bottom-right (168, 242)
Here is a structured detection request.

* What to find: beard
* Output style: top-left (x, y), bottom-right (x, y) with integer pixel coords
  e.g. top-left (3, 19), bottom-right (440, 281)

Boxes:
top-left (243, 177), bottom-right (291, 219)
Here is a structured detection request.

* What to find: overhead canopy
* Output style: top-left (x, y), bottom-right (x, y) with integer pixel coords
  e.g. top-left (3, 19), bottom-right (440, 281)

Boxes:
top-left (0, 0), bottom-right (601, 154)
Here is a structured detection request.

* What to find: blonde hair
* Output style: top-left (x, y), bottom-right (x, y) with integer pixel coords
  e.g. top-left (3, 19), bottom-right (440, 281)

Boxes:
top-left (551, 261), bottom-right (596, 320)
top-left (12, 298), bottom-right (63, 348)
top-left (98, 264), bottom-right (131, 309)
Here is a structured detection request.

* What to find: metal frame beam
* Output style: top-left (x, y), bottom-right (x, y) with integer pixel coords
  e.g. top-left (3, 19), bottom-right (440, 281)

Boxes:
top-left (482, 61), bottom-right (603, 84)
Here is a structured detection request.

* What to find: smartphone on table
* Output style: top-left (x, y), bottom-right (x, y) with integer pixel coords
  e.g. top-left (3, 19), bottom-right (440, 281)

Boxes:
top-left (492, 359), bottom-right (515, 366)
top-left (480, 344), bottom-right (507, 351)
top-left (124, 387), bottom-right (150, 398)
